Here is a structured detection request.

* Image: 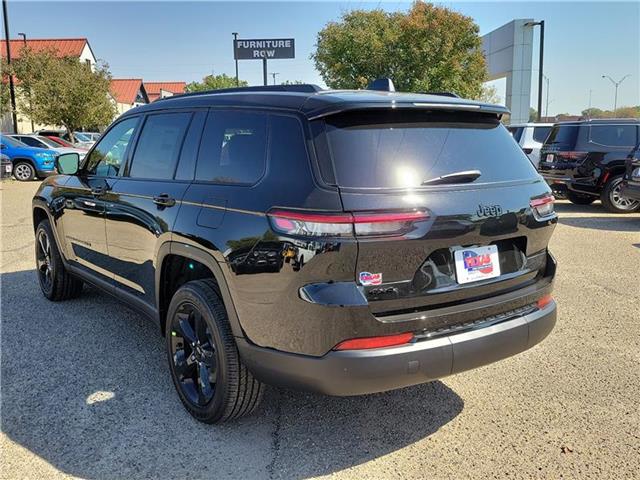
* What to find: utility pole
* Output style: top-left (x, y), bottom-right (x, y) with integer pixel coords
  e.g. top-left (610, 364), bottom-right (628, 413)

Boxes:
top-left (18, 32), bottom-right (33, 132)
top-left (271, 72), bottom-right (279, 85)
top-left (601, 74), bottom-right (630, 113)
top-left (2, 0), bottom-right (18, 133)
top-left (262, 58), bottom-right (267, 86)
top-left (232, 32), bottom-right (239, 86)
top-left (525, 20), bottom-right (545, 122)
top-left (542, 74), bottom-right (550, 118)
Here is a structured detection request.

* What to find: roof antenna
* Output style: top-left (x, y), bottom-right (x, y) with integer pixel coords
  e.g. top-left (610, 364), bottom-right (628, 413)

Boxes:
top-left (367, 78), bottom-right (395, 92)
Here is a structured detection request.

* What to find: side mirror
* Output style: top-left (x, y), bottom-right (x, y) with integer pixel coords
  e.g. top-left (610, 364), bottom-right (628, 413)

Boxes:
top-left (56, 152), bottom-right (80, 175)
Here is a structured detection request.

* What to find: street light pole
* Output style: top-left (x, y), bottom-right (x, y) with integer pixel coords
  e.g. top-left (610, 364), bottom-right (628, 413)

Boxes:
top-left (2, 0), bottom-right (18, 133)
top-left (542, 74), bottom-right (550, 118)
top-left (525, 20), bottom-right (545, 122)
top-left (18, 32), bottom-right (34, 132)
top-left (271, 72), bottom-right (279, 85)
top-left (232, 32), bottom-right (239, 86)
top-left (601, 74), bottom-right (630, 113)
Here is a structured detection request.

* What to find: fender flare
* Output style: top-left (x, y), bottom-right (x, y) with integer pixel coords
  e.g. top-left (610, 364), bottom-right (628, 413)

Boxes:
top-left (156, 241), bottom-right (245, 340)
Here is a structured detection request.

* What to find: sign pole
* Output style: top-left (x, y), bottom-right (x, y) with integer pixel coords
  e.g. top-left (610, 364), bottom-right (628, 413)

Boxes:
top-left (262, 58), bottom-right (268, 86)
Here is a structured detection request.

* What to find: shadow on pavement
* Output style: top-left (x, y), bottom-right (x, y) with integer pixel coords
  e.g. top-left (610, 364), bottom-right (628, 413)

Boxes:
top-left (1, 269), bottom-right (463, 479)
top-left (557, 215), bottom-right (640, 232)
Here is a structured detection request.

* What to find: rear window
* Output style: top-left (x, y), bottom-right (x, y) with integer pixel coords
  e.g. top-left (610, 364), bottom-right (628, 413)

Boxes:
top-left (320, 110), bottom-right (536, 189)
top-left (544, 125), bottom-right (579, 150)
top-left (532, 126), bottom-right (552, 143)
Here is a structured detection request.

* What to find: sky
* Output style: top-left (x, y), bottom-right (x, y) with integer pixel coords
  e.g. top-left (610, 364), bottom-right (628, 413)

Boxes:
top-left (4, 0), bottom-right (639, 116)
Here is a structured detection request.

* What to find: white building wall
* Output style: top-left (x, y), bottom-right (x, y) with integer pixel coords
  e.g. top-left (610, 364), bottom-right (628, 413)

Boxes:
top-left (482, 19), bottom-right (534, 124)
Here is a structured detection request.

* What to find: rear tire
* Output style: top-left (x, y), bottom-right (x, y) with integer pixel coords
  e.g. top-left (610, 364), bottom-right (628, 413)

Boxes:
top-left (14, 161), bottom-right (35, 181)
top-left (35, 219), bottom-right (83, 301)
top-left (600, 175), bottom-right (640, 213)
top-left (166, 279), bottom-right (264, 423)
top-left (566, 191), bottom-right (596, 205)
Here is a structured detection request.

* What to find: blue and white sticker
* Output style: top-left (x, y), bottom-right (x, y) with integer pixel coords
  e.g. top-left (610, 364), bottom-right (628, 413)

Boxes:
top-left (359, 271), bottom-right (383, 286)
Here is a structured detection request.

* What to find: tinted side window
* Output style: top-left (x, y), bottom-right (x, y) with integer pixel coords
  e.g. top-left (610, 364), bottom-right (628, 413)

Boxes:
top-left (85, 117), bottom-right (139, 176)
top-left (129, 112), bottom-right (192, 179)
top-left (589, 125), bottom-right (637, 147)
top-left (175, 111), bottom-right (207, 181)
top-left (532, 126), bottom-right (551, 143)
top-left (545, 125), bottom-right (579, 150)
top-left (19, 137), bottom-right (41, 147)
top-left (196, 110), bottom-right (267, 184)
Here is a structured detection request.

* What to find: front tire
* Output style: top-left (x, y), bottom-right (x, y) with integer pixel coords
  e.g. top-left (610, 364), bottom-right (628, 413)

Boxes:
top-left (166, 279), bottom-right (264, 423)
top-left (35, 220), bottom-right (83, 300)
top-left (14, 161), bottom-right (35, 181)
top-left (566, 190), bottom-right (596, 205)
top-left (600, 175), bottom-right (640, 213)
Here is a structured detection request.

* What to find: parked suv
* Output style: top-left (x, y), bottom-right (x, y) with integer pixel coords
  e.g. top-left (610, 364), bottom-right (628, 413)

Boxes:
top-left (538, 119), bottom-right (640, 212)
top-left (32, 83), bottom-right (558, 423)
top-left (0, 134), bottom-right (57, 181)
top-left (620, 146), bottom-right (640, 202)
top-left (507, 122), bottom-right (553, 167)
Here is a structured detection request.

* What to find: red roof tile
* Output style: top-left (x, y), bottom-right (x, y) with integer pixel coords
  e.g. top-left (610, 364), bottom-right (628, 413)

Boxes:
top-left (143, 82), bottom-right (186, 101)
top-left (1, 38), bottom-right (89, 59)
top-left (110, 78), bottom-right (145, 105)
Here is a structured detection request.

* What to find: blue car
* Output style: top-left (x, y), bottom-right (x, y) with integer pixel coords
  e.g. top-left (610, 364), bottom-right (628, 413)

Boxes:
top-left (0, 134), bottom-right (57, 181)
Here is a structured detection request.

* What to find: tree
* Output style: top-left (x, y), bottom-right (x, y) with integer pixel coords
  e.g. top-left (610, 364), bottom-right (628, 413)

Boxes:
top-left (475, 84), bottom-right (501, 104)
top-left (529, 108), bottom-right (538, 122)
top-left (186, 73), bottom-right (248, 92)
top-left (12, 48), bottom-right (115, 138)
top-left (313, 1), bottom-right (487, 98)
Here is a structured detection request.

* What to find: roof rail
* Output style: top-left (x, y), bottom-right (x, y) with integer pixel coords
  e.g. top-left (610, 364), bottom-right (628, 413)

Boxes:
top-left (155, 84), bottom-right (323, 102)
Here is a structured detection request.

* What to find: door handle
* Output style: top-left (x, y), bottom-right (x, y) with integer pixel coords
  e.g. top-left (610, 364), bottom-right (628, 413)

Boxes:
top-left (153, 194), bottom-right (176, 207)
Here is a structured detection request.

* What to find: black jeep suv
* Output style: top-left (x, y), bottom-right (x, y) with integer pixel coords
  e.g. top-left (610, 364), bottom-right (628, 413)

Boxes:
top-left (33, 83), bottom-right (558, 423)
top-left (538, 119), bottom-right (640, 213)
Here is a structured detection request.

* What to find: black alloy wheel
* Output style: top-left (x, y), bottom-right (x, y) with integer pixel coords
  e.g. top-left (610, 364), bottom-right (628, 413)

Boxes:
top-left (169, 302), bottom-right (218, 406)
top-left (36, 228), bottom-right (54, 294)
top-left (165, 279), bottom-right (264, 423)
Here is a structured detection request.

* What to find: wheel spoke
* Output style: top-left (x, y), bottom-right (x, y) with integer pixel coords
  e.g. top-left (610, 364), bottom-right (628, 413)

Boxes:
top-left (197, 361), bottom-right (214, 402)
top-left (173, 349), bottom-right (195, 379)
top-left (38, 234), bottom-right (48, 256)
top-left (175, 312), bottom-right (197, 344)
top-left (193, 309), bottom-right (207, 344)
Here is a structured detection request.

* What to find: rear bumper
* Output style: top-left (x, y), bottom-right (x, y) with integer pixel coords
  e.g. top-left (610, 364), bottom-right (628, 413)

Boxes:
top-left (540, 173), bottom-right (599, 196)
top-left (238, 301), bottom-right (557, 396)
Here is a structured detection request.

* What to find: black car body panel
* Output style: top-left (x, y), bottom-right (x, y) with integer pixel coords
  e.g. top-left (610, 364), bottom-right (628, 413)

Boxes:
top-left (621, 151), bottom-right (640, 201)
top-left (33, 86), bottom-right (558, 395)
top-left (538, 119), bottom-right (640, 197)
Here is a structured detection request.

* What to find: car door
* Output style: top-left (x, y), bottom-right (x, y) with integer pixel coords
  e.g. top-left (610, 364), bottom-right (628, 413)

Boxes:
top-left (105, 110), bottom-right (200, 307)
top-left (57, 116), bottom-right (140, 283)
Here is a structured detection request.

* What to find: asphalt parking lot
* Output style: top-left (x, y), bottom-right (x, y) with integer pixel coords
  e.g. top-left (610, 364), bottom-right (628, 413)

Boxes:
top-left (1, 179), bottom-right (638, 479)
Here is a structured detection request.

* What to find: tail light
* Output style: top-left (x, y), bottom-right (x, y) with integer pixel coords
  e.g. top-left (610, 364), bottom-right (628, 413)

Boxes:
top-left (555, 151), bottom-right (588, 162)
top-left (268, 209), bottom-right (430, 238)
top-left (333, 332), bottom-right (414, 351)
top-left (537, 294), bottom-right (553, 310)
top-left (530, 194), bottom-right (555, 219)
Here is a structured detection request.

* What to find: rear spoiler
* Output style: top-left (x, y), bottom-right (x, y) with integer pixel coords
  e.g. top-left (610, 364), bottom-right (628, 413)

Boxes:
top-left (304, 101), bottom-right (509, 121)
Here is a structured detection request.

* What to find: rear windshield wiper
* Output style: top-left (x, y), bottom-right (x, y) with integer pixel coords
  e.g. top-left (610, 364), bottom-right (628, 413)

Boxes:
top-left (421, 169), bottom-right (482, 186)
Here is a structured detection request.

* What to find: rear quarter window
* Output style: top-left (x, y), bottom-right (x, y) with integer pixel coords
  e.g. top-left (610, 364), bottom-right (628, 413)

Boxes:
top-left (507, 126), bottom-right (525, 143)
top-left (589, 125), bottom-right (637, 147)
top-left (319, 110), bottom-right (537, 189)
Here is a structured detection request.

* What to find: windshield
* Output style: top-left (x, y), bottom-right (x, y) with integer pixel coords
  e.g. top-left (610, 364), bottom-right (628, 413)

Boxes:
top-left (74, 133), bottom-right (91, 142)
top-left (36, 136), bottom-right (61, 148)
top-left (321, 110), bottom-right (537, 189)
top-left (1, 136), bottom-right (27, 148)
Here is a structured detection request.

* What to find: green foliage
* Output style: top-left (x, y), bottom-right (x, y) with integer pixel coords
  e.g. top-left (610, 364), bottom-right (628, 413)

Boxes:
top-left (474, 84), bottom-right (500, 104)
top-left (11, 47), bottom-right (115, 136)
top-left (582, 106), bottom-right (640, 119)
top-left (529, 108), bottom-right (538, 122)
top-left (313, 1), bottom-right (487, 98)
top-left (186, 73), bottom-right (248, 92)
